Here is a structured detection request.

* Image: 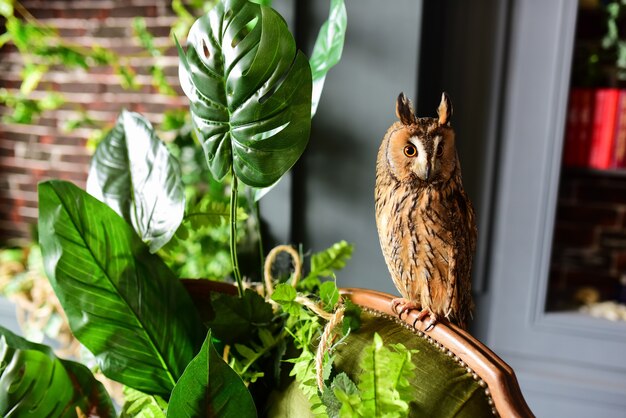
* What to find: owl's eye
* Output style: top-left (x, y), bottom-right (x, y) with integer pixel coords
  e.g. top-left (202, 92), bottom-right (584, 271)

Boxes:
top-left (404, 144), bottom-right (417, 158)
top-left (436, 142), bottom-right (445, 157)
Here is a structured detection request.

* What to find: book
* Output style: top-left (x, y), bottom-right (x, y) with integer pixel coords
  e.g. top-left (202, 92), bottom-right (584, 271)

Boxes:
top-left (612, 90), bottom-right (626, 169)
top-left (588, 88), bottom-right (620, 169)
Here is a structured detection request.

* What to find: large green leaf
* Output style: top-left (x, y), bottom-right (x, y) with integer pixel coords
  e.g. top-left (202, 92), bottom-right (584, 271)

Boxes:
top-left (38, 180), bottom-right (205, 397)
top-left (309, 0), bottom-right (347, 116)
top-left (178, 0), bottom-right (312, 188)
top-left (87, 111), bottom-right (185, 253)
top-left (206, 288), bottom-right (274, 344)
top-left (0, 325), bottom-right (115, 418)
top-left (167, 331), bottom-right (257, 418)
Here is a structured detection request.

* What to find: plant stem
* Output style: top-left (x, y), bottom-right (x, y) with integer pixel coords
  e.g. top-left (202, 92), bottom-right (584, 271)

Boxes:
top-left (230, 173), bottom-right (244, 297)
top-left (253, 198), bottom-right (266, 288)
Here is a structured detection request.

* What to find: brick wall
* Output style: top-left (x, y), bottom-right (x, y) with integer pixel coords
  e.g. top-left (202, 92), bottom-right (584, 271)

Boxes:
top-left (548, 169), bottom-right (626, 309)
top-left (0, 0), bottom-right (188, 242)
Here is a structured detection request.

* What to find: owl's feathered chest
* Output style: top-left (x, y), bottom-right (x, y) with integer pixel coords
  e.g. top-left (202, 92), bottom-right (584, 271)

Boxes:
top-left (375, 173), bottom-right (461, 296)
top-left (377, 178), bottom-right (456, 236)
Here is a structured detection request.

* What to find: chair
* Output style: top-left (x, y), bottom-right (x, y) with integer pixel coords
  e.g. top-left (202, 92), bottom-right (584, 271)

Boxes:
top-left (334, 288), bottom-right (534, 417)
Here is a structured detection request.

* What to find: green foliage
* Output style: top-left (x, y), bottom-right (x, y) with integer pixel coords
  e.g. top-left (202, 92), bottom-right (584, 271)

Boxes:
top-left (177, 0), bottom-right (312, 187)
top-left (38, 180), bottom-right (206, 396)
top-left (167, 331), bottom-right (257, 418)
top-left (329, 333), bottom-right (419, 418)
top-left (603, 0), bottom-right (626, 79)
top-left (230, 327), bottom-right (282, 384)
top-left (2, 0), bottom-right (355, 416)
top-left (87, 111), bottom-right (186, 253)
top-left (271, 283), bottom-right (300, 315)
top-left (133, 17), bottom-right (177, 96)
top-left (206, 289), bottom-right (274, 344)
top-left (120, 387), bottom-right (167, 418)
top-left (0, 5), bottom-right (135, 124)
top-left (300, 241), bottom-right (354, 292)
top-left (0, 325), bottom-right (115, 418)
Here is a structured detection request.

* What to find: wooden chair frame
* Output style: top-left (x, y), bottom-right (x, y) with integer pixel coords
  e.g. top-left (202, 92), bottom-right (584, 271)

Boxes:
top-left (341, 287), bottom-right (535, 418)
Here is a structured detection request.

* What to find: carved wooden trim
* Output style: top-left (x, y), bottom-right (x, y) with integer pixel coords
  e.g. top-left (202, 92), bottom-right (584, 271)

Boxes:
top-left (341, 287), bottom-right (535, 418)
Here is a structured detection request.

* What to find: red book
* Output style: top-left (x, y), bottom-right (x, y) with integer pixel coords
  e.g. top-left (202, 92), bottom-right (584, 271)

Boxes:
top-left (612, 90), bottom-right (626, 168)
top-left (589, 88), bottom-right (620, 169)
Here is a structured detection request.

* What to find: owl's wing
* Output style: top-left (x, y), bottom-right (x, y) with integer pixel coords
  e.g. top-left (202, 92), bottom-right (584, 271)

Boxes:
top-left (444, 188), bottom-right (477, 326)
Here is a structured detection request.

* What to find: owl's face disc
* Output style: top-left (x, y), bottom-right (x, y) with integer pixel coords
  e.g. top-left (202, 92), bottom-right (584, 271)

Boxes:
top-left (384, 118), bottom-right (456, 185)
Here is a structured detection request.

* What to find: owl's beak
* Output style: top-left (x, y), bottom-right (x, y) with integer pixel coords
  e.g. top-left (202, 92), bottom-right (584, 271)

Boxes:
top-left (425, 164), bottom-right (431, 181)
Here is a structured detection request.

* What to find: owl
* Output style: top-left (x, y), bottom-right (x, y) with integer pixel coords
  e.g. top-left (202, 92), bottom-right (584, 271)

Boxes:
top-left (375, 92), bottom-right (477, 330)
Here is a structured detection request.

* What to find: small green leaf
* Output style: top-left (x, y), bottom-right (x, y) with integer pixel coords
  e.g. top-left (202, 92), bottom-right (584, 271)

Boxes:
top-left (324, 372), bottom-right (360, 417)
top-left (0, 325), bottom-right (115, 418)
top-left (206, 289), bottom-right (274, 344)
top-left (0, 0), bottom-right (13, 18)
top-left (309, 0), bottom-right (347, 116)
top-left (341, 300), bottom-right (361, 335)
top-left (301, 241), bottom-right (354, 291)
top-left (319, 280), bottom-right (339, 310)
top-left (167, 331), bottom-right (257, 418)
top-left (120, 387), bottom-right (167, 417)
top-left (133, 17), bottom-right (159, 56)
top-left (271, 283), bottom-right (296, 303)
top-left (20, 64), bottom-right (47, 95)
top-left (271, 283), bottom-right (300, 315)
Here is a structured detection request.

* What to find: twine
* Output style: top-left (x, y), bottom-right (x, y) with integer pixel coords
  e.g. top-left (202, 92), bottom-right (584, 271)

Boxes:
top-left (315, 304), bottom-right (345, 392)
top-left (263, 245), bottom-right (302, 297)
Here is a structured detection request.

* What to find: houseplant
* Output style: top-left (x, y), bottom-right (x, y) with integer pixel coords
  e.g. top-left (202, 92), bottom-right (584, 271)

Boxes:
top-left (0, 1), bottom-right (523, 417)
top-left (0, 0), bottom-right (385, 416)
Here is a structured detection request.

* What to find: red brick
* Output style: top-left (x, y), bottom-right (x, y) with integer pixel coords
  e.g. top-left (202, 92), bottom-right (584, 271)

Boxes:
top-left (109, 6), bottom-right (157, 18)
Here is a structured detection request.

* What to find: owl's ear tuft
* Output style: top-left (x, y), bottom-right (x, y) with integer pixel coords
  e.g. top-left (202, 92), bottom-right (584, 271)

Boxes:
top-left (437, 92), bottom-right (453, 126)
top-left (396, 92), bottom-right (416, 126)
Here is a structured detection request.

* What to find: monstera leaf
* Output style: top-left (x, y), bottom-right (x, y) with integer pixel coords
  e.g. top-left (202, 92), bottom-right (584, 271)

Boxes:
top-left (87, 110), bottom-right (185, 253)
top-left (38, 180), bottom-right (205, 397)
top-left (178, 0), bottom-right (312, 188)
top-left (0, 325), bottom-right (115, 418)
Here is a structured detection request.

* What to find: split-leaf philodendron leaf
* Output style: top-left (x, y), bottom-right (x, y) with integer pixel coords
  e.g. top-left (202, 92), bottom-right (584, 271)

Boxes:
top-left (0, 325), bottom-right (115, 418)
top-left (38, 180), bottom-right (206, 397)
top-left (178, 0), bottom-right (312, 188)
top-left (87, 110), bottom-right (185, 253)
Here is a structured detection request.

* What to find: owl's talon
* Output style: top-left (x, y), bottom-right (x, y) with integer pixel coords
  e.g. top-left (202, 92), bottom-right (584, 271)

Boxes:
top-left (424, 319), bottom-right (437, 332)
top-left (391, 298), bottom-right (420, 319)
top-left (416, 308), bottom-right (438, 332)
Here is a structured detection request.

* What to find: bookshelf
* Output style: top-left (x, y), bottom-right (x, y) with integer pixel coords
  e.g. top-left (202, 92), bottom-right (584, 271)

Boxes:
top-left (547, 1), bottom-right (626, 314)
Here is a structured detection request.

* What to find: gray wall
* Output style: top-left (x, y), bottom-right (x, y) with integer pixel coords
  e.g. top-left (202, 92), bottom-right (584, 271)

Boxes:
top-left (292, 0), bottom-right (423, 294)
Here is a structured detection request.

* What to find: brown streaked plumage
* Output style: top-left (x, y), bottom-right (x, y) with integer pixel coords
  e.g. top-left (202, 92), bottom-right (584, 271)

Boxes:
top-left (375, 92), bottom-right (477, 330)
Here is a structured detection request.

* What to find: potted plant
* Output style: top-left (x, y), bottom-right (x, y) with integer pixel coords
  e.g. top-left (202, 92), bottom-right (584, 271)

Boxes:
top-left (0, 0), bottom-right (532, 417)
